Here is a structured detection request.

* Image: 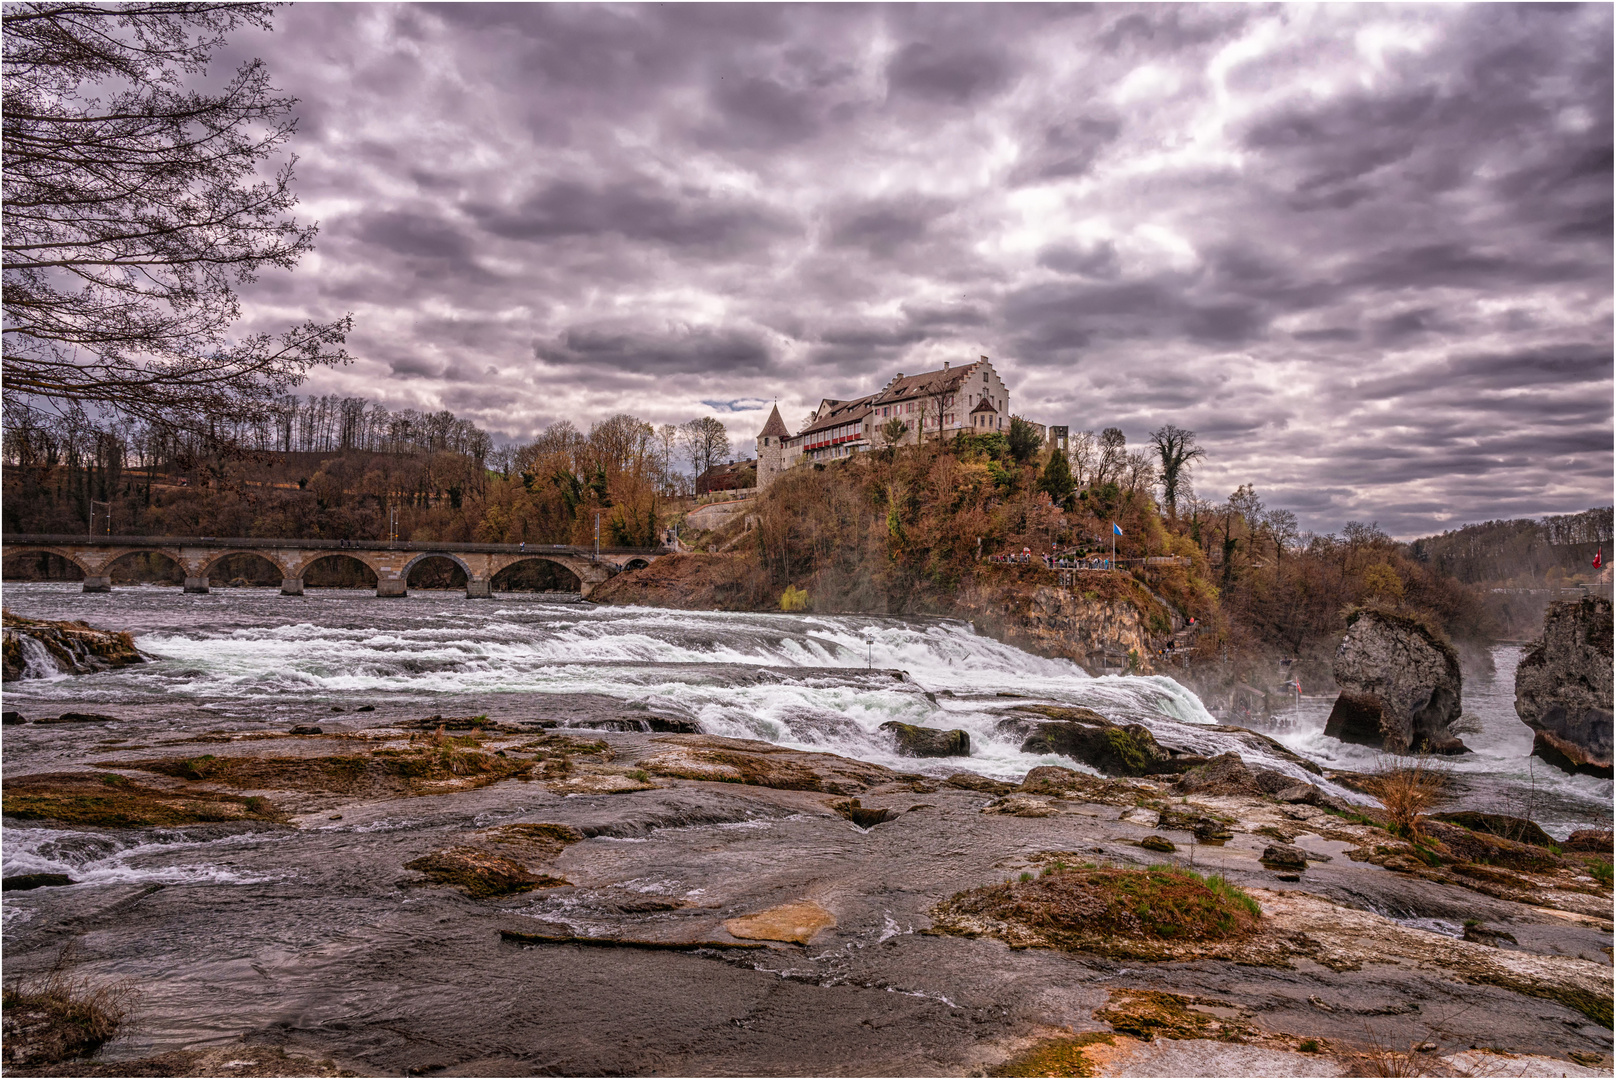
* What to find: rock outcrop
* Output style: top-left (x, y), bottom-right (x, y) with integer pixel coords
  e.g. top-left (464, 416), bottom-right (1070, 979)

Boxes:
top-left (1, 611), bottom-right (145, 681)
top-left (953, 573), bottom-right (1175, 675)
top-left (1513, 596), bottom-right (1613, 778)
top-left (1324, 609), bottom-right (1466, 754)
top-left (1004, 706), bottom-right (1199, 777)
top-left (878, 721), bottom-right (970, 757)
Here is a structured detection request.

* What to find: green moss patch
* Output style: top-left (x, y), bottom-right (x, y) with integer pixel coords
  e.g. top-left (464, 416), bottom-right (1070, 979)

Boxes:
top-left (2, 772), bottom-right (282, 828)
top-left (100, 743), bottom-right (534, 798)
top-left (931, 865), bottom-right (1261, 959)
top-left (404, 847), bottom-right (567, 899)
top-left (1095, 989), bottom-right (1249, 1041)
top-left (990, 1032), bottom-right (1114, 1077)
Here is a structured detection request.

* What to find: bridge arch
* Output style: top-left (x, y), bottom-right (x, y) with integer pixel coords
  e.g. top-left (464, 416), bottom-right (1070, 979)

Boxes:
top-left (490, 556), bottom-right (584, 593)
top-left (201, 550), bottom-right (293, 582)
top-left (400, 556), bottom-right (471, 582)
top-left (296, 552), bottom-right (380, 589)
top-left (105, 548), bottom-right (185, 585)
top-left (403, 551), bottom-right (470, 590)
top-left (1, 546), bottom-right (92, 581)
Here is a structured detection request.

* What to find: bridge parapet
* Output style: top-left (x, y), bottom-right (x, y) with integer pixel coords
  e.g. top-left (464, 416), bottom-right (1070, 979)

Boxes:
top-left (1, 535), bottom-right (667, 599)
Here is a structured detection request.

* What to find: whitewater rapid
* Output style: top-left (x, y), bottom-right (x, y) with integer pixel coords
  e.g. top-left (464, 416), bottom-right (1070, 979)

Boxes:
top-left (3, 583), bottom-right (1609, 832)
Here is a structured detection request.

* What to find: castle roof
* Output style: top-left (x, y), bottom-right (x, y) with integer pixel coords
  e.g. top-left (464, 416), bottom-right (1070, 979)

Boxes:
top-left (759, 403), bottom-right (791, 439)
top-left (971, 395), bottom-right (998, 413)
top-left (873, 364), bottom-right (975, 403)
top-left (798, 395), bottom-right (875, 437)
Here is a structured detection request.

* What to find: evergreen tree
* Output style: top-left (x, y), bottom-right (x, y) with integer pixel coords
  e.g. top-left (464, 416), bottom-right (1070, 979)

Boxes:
top-left (1037, 447), bottom-right (1076, 509)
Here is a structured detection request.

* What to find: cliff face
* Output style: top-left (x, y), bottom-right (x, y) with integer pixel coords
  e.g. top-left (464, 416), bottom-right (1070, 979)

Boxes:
top-left (952, 580), bottom-right (1170, 675)
top-left (586, 554), bottom-right (767, 611)
top-left (593, 557), bottom-right (1174, 675)
top-left (1324, 609), bottom-right (1465, 754)
top-left (1, 611), bottom-right (145, 681)
top-left (1514, 596), bottom-right (1613, 778)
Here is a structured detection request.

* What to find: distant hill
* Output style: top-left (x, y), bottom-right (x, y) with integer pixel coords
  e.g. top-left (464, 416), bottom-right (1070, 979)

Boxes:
top-left (1408, 507), bottom-right (1612, 586)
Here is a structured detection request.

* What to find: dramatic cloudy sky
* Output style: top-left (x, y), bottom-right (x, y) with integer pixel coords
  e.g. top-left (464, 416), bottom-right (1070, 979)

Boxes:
top-left (221, 3), bottom-right (1613, 537)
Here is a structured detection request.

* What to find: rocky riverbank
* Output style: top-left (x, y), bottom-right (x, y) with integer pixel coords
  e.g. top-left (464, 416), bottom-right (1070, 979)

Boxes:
top-left (3, 712), bottom-right (1610, 1076)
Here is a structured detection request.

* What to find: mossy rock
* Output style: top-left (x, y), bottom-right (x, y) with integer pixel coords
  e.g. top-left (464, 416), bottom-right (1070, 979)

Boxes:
top-left (879, 721), bottom-right (970, 758)
top-left (404, 847), bottom-right (567, 899)
top-left (1018, 716), bottom-right (1179, 778)
top-left (2, 772), bottom-right (282, 828)
top-left (930, 865), bottom-right (1261, 959)
top-left (1095, 989), bottom-right (1253, 1042)
top-left (1139, 835), bottom-right (1177, 853)
top-left (1429, 812), bottom-right (1555, 849)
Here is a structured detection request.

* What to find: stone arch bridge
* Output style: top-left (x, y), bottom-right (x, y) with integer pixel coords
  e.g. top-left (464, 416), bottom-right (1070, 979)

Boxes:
top-left (1, 535), bottom-right (668, 599)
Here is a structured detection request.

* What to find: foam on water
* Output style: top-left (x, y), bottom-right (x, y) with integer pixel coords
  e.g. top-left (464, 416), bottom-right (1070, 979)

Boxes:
top-left (2, 827), bottom-right (286, 889)
top-left (3, 585), bottom-right (1608, 826)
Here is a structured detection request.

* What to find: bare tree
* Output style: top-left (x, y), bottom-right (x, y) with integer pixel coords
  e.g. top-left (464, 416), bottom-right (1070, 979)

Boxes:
top-left (655, 423), bottom-right (679, 494)
top-left (2, 2), bottom-right (350, 428)
top-left (1123, 450), bottom-right (1158, 496)
top-left (1148, 424), bottom-right (1206, 517)
top-left (1068, 429), bottom-right (1098, 488)
top-left (1264, 507), bottom-right (1301, 564)
top-left (680, 416), bottom-right (730, 482)
top-left (1097, 427), bottom-right (1127, 485)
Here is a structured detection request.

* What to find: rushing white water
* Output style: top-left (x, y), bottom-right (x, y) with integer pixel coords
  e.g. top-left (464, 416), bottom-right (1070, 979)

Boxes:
top-left (1, 827), bottom-right (286, 889)
top-left (15, 633), bottom-right (66, 681)
top-left (3, 583), bottom-right (1610, 829)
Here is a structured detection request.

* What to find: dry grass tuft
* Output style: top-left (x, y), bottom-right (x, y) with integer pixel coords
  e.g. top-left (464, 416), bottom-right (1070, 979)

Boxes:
top-left (1362, 755), bottom-right (1451, 837)
top-left (1, 964), bottom-right (134, 1068)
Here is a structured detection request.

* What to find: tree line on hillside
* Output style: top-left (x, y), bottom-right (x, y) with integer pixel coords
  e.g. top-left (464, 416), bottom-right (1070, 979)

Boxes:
top-left (0, 397), bottom-right (741, 548)
top-left (1408, 508), bottom-right (1612, 585)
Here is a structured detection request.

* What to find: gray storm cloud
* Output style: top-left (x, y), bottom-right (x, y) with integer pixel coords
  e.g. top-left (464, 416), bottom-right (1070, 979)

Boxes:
top-left (219, 3), bottom-right (1613, 537)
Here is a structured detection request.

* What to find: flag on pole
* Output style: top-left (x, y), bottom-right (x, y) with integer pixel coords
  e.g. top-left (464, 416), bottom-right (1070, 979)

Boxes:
top-left (1113, 523), bottom-right (1123, 536)
top-left (1595, 548), bottom-right (1604, 570)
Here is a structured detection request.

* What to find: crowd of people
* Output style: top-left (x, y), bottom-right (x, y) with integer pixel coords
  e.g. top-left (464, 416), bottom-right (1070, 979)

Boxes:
top-left (984, 546), bottom-right (1113, 570)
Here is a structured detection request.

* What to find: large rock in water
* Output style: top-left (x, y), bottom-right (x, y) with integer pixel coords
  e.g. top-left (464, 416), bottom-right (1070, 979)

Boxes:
top-left (1006, 706), bottom-right (1195, 777)
top-left (879, 721), bottom-right (970, 758)
top-left (1513, 596), bottom-right (1613, 778)
top-left (1324, 609), bottom-right (1466, 754)
top-left (1, 612), bottom-right (144, 681)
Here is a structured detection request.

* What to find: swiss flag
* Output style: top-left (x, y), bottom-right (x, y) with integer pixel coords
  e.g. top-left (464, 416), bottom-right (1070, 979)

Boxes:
top-left (1595, 548), bottom-right (1604, 570)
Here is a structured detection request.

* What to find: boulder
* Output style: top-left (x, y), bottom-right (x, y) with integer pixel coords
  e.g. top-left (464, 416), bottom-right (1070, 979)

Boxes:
top-left (1012, 707), bottom-right (1183, 777)
top-left (1260, 844), bottom-right (1310, 872)
top-left (1562, 828), bottom-right (1613, 853)
top-left (1139, 835), bottom-right (1177, 853)
top-left (879, 721), bottom-right (970, 758)
top-left (2, 873), bottom-right (75, 891)
top-left (1324, 609), bottom-right (1467, 754)
top-left (1462, 923), bottom-right (1518, 948)
top-left (1513, 597), bottom-right (1613, 778)
top-left (1175, 752), bottom-right (1262, 796)
top-left (1429, 812), bottom-right (1555, 849)
top-left (1156, 806), bottom-right (1233, 841)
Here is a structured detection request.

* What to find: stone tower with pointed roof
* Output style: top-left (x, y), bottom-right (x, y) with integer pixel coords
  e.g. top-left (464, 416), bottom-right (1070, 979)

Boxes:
top-left (756, 403), bottom-right (793, 492)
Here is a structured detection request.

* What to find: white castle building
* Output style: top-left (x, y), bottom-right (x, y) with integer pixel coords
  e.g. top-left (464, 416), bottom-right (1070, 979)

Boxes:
top-left (756, 356), bottom-right (1011, 491)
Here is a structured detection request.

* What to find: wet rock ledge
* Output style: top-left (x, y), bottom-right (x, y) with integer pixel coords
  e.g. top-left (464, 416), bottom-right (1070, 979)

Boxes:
top-left (1, 611), bottom-right (144, 682)
top-left (2, 717), bottom-right (1611, 1077)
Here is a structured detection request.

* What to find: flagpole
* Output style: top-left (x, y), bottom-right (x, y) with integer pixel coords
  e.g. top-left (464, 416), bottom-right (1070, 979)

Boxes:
top-left (1112, 523), bottom-right (1116, 572)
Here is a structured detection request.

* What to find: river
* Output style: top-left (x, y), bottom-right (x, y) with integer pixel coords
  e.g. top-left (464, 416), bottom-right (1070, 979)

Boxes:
top-left (2, 582), bottom-right (1611, 1067)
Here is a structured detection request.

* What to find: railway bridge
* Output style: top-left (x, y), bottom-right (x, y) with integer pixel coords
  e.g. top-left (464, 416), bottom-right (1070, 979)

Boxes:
top-left (0, 535), bottom-right (668, 600)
